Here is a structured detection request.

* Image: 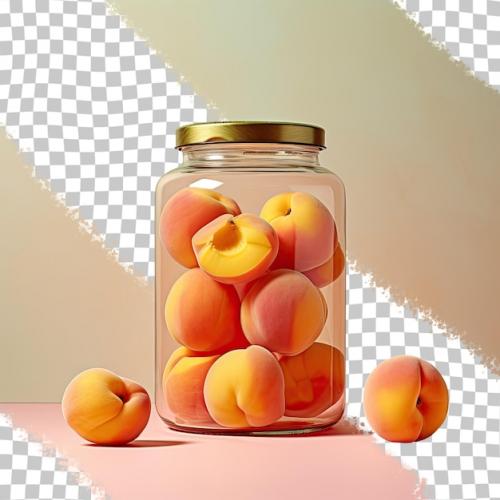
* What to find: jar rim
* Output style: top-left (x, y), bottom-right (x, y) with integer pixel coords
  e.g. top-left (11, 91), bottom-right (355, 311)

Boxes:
top-left (175, 121), bottom-right (326, 149)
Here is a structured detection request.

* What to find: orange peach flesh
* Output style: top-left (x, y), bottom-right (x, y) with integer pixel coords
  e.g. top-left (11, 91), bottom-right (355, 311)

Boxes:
top-left (363, 356), bottom-right (449, 442)
top-left (192, 213), bottom-right (278, 284)
top-left (159, 187), bottom-right (240, 268)
top-left (62, 368), bottom-right (151, 445)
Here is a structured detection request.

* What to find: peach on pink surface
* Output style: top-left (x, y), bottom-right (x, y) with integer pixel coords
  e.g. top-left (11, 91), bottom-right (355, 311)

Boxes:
top-left (62, 368), bottom-right (151, 445)
top-left (363, 356), bottom-right (449, 442)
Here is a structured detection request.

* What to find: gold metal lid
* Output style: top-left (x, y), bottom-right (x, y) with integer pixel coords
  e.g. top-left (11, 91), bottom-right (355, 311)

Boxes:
top-left (175, 121), bottom-right (325, 149)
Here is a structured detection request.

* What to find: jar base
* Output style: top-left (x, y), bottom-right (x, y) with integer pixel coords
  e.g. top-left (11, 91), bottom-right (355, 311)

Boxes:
top-left (161, 417), bottom-right (337, 437)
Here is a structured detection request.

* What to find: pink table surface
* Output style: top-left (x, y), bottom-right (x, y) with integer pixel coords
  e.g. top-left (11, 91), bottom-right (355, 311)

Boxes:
top-left (1, 404), bottom-right (420, 500)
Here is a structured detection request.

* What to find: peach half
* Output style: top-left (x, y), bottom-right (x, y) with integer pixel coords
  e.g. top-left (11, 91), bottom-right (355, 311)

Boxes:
top-left (163, 347), bottom-right (219, 424)
top-left (203, 345), bottom-right (285, 428)
top-left (165, 268), bottom-right (247, 352)
top-left (363, 356), bottom-right (449, 442)
top-left (192, 213), bottom-right (278, 284)
top-left (279, 343), bottom-right (345, 417)
top-left (303, 245), bottom-right (345, 288)
top-left (62, 368), bottom-right (151, 445)
top-left (241, 269), bottom-right (327, 356)
top-left (159, 187), bottom-right (240, 268)
top-left (260, 191), bottom-right (336, 272)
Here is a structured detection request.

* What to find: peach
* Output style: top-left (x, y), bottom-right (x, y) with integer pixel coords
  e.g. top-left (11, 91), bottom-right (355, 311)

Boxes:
top-left (192, 213), bottom-right (278, 284)
top-left (260, 192), bottom-right (336, 272)
top-left (233, 271), bottom-right (269, 300)
top-left (363, 356), bottom-right (449, 442)
top-left (303, 245), bottom-right (345, 288)
top-left (204, 345), bottom-right (285, 428)
top-left (241, 269), bottom-right (327, 355)
top-left (62, 368), bottom-right (151, 445)
top-left (159, 187), bottom-right (240, 268)
top-left (163, 347), bottom-right (219, 424)
top-left (279, 343), bottom-right (345, 417)
top-left (165, 268), bottom-right (247, 352)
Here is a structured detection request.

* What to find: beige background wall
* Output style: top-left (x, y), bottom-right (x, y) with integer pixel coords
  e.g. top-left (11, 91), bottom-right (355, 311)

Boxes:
top-left (1, 0), bottom-right (499, 401)
top-left (0, 133), bottom-right (154, 401)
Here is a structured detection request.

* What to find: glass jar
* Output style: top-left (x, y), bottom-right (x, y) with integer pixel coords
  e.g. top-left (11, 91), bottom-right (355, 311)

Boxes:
top-left (155, 122), bottom-right (345, 435)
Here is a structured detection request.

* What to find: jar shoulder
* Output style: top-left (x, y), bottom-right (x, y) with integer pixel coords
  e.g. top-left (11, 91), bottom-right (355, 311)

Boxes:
top-left (156, 164), bottom-right (346, 206)
top-left (157, 164), bottom-right (343, 182)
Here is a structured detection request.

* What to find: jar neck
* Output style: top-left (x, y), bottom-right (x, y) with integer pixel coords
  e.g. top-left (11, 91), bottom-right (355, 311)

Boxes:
top-left (179, 143), bottom-right (322, 168)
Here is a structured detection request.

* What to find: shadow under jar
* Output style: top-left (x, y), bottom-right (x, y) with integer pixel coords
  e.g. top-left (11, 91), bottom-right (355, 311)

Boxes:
top-left (155, 122), bottom-right (346, 435)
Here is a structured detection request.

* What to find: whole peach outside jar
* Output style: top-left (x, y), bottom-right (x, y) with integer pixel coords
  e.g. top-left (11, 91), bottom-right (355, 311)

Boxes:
top-left (155, 122), bottom-right (346, 435)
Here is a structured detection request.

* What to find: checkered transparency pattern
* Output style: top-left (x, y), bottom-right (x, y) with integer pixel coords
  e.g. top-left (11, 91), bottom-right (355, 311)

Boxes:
top-left (346, 269), bottom-right (500, 500)
top-left (0, 415), bottom-right (106, 500)
top-left (0, 1), bottom-right (499, 500)
top-left (0, 0), bottom-right (217, 278)
top-left (395, 0), bottom-right (500, 90)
